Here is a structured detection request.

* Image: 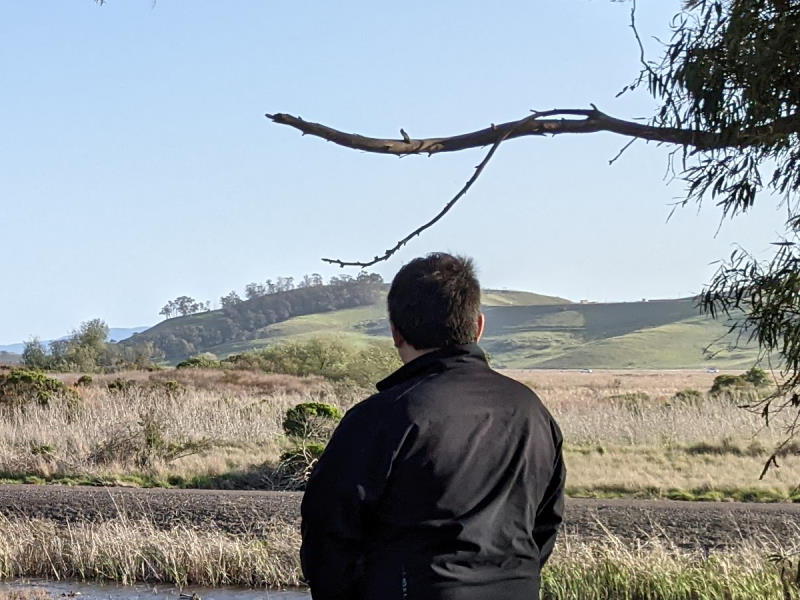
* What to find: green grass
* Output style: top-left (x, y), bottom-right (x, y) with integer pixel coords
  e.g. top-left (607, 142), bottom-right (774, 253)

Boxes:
top-left (3, 468), bottom-right (797, 503)
top-left (566, 485), bottom-right (800, 503)
top-left (140, 288), bottom-right (762, 369)
top-left (542, 543), bottom-right (800, 600)
top-left (214, 307), bottom-right (762, 369)
top-left (480, 289), bottom-right (571, 306)
top-left (533, 316), bottom-right (759, 369)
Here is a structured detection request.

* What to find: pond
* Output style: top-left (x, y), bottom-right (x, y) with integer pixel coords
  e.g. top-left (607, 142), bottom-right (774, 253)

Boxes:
top-left (0, 580), bottom-right (310, 600)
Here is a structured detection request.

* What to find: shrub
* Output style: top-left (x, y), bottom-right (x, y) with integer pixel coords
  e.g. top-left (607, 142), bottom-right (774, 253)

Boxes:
top-left (75, 375), bottom-right (93, 387)
top-left (709, 374), bottom-right (753, 396)
top-left (176, 353), bottom-right (222, 370)
top-left (671, 388), bottom-right (703, 405)
top-left (88, 409), bottom-right (220, 470)
top-left (149, 379), bottom-right (186, 398)
top-left (106, 378), bottom-right (136, 394)
top-left (0, 368), bottom-right (79, 408)
top-left (608, 391), bottom-right (651, 415)
top-left (709, 367), bottom-right (771, 397)
top-left (282, 402), bottom-right (343, 439)
top-left (273, 442), bottom-right (326, 490)
top-left (223, 338), bottom-right (400, 386)
top-left (742, 366), bottom-right (770, 387)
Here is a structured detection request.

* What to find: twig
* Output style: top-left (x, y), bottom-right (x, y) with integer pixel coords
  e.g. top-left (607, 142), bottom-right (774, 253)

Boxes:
top-left (322, 132), bottom-right (511, 267)
top-left (609, 138), bottom-right (637, 165)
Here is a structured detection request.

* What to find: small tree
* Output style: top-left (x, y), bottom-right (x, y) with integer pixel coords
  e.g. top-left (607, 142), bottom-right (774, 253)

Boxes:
top-left (159, 302), bottom-right (175, 319)
top-left (244, 282), bottom-right (267, 300)
top-left (21, 338), bottom-right (50, 370)
top-left (220, 290), bottom-right (242, 307)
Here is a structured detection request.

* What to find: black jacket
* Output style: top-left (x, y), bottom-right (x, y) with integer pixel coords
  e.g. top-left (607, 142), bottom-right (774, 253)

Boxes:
top-left (301, 344), bottom-right (565, 600)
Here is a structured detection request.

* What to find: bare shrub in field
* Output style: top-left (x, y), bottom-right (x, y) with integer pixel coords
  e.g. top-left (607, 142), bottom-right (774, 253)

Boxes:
top-left (87, 407), bottom-right (224, 470)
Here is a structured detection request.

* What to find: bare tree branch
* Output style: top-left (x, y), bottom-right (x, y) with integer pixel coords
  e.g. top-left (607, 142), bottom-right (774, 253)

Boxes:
top-left (266, 108), bottom-right (800, 156)
top-left (321, 129), bottom-right (513, 268)
top-left (265, 106), bottom-right (800, 266)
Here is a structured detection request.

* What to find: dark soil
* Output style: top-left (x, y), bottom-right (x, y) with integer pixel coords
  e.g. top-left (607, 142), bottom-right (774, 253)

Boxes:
top-left (0, 485), bottom-right (797, 550)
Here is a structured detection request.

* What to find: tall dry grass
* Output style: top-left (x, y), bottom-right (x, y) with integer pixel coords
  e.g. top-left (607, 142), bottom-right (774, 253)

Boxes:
top-left (526, 370), bottom-right (800, 499)
top-left (0, 370), bottom-right (359, 485)
top-left (0, 367), bottom-right (796, 497)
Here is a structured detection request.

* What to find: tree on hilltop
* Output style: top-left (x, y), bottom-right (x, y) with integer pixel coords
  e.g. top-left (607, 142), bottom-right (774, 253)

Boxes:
top-left (244, 282), bottom-right (267, 300)
top-left (159, 296), bottom-right (205, 319)
top-left (220, 290), bottom-right (243, 307)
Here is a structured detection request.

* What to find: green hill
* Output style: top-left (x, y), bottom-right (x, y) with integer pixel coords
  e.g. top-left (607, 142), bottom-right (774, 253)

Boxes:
top-left (126, 283), bottom-right (758, 369)
top-left (122, 281), bottom-right (386, 360)
top-left (202, 288), bottom-right (570, 357)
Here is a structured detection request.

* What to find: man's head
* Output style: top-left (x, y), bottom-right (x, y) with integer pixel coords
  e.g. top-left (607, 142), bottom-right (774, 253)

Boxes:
top-left (388, 253), bottom-right (484, 362)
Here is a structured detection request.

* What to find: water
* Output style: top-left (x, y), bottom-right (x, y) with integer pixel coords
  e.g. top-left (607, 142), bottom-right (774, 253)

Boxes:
top-left (0, 580), bottom-right (310, 600)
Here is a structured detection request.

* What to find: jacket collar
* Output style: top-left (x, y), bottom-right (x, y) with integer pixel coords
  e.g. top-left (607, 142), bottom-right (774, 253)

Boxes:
top-left (376, 343), bottom-right (488, 392)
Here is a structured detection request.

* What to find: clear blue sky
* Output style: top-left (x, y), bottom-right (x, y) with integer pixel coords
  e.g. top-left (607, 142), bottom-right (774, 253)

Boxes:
top-left (0, 1), bottom-right (788, 344)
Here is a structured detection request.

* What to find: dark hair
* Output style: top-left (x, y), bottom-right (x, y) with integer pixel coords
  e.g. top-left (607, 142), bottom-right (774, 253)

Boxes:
top-left (388, 253), bottom-right (481, 349)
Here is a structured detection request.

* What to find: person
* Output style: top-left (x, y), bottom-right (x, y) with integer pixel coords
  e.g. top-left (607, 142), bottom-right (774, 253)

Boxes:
top-left (300, 253), bottom-right (566, 600)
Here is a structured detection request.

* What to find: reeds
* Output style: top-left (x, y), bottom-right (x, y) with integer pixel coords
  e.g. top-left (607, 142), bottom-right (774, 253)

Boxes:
top-left (0, 516), bottom-right (797, 599)
top-left (0, 516), bottom-right (302, 588)
top-left (543, 535), bottom-right (800, 599)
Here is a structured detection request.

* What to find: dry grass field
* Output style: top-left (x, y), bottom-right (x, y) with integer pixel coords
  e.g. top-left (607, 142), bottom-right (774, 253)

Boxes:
top-left (0, 367), bottom-right (799, 597)
top-left (510, 369), bottom-right (800, 501)
top-left (0, 366), bottom-right (796, 500)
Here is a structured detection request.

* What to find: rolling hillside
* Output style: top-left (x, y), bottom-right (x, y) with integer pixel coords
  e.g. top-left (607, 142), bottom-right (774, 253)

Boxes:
top-left (126, 284), bottom-right (758, 369)
top-left (479, 301), bottom-right (756, 369)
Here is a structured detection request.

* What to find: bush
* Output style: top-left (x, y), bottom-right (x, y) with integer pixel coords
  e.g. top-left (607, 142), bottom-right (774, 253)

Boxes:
top-left (0, 368), bottom-right (80, 408)
top-left (88, 409), bottom-right (220, 470)
top-left (273, 442), bottom-right (327, 490)
top-left (176, 353), bottom-right (222, 370)
top-left (709, 367), bottom-right (771, 397)
top-left (75, 375), bottom-right (93, 387)
top-left (671, 388), bottom-right (703, 405)
top-left (282, 402), bottom-right (343, 439)
top-left (106, 378), bottom-right (136, 394)
top-left (106, 377), bottom-right (185, 399)
top-left (223, 338), bottom-right (401, 386)
top-left (742, 366), bottom-right (770, 387)
top-left (608, 391), bottom-right (651, 415)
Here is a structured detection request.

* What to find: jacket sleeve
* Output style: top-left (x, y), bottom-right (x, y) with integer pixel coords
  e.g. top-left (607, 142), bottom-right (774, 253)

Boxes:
top-left (300, 403), bottom-right (400, 600)
top-left (533, 424), bottom-right (566, 569)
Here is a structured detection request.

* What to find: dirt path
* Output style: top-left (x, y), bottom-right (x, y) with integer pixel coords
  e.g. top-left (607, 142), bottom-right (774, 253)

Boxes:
top-left (0, 485), bottom-right (797, 550)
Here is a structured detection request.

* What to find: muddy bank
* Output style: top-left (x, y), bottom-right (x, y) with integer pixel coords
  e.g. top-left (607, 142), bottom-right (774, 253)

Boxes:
top-left (0, 485), bottom-right (797, 550)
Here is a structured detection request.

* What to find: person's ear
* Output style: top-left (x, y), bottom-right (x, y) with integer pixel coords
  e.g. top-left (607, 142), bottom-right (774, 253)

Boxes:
top-left (390, 322), bottom-right (405, 349)
top-left (476, 312), bottom-right (485, 342)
